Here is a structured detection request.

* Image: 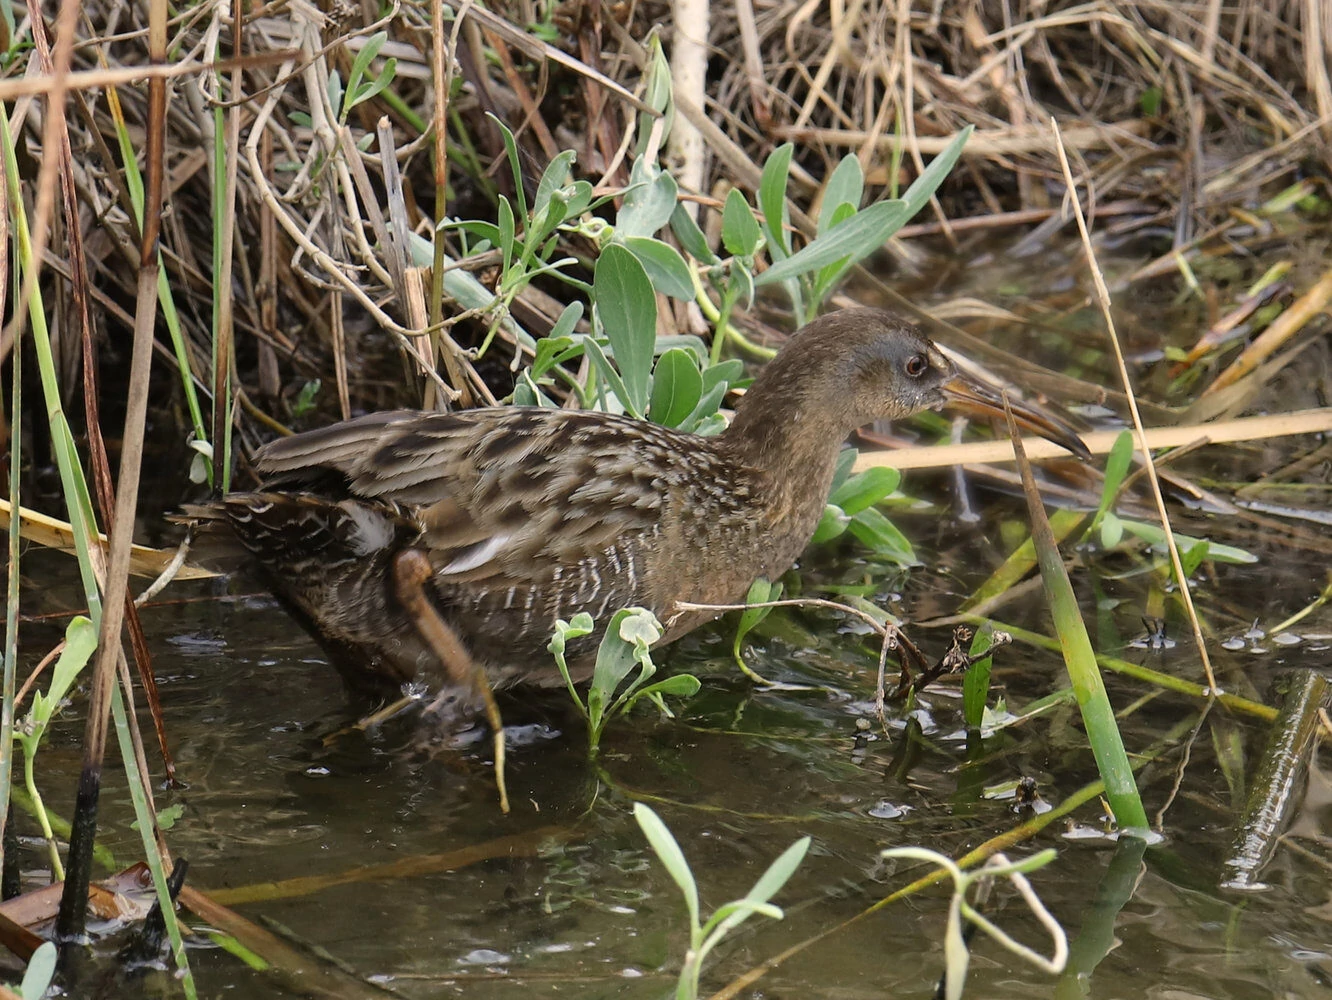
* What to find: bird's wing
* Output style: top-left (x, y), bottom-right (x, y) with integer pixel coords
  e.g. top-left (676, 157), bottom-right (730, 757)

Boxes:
top-left (254, 408), bottom-right (678, 588)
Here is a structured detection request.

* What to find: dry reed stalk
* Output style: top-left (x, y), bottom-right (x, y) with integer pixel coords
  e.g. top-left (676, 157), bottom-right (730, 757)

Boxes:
top-left (668, 0), bottom-right (708, 207)
top-left (851, 408), bottom-right (1332, 472)
top-left (58, 0), bottom-right (174, 943)
top-left (30, 14), bottom-right (179, 792)
top-left (1050, 117), bottom-right (1217, 694)
top-left (1203, 270), bottom-right (1332, 397)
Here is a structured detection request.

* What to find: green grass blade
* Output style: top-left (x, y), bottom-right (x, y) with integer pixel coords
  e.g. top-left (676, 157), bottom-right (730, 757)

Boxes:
top-left (961, 508), bottom-right (1085, 612)
top-left (1, 105), bottom-right (104, 613)
top-left (1, 303), bottom-right (21, 870)
top-left (1088, 430), bottom-right (1134, 538)
top-left (962, 625), bottom-right (997, 730)
top-left (1006, 405), bottom-right (1149, 834)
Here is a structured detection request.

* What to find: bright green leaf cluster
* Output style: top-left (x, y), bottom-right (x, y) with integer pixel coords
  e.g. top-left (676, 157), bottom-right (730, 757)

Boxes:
top-left (15, 616), bottom-right (97, 882)
top-left (332, 32), bottom-right (398, 125)
top-left (549, 608), bottom-right (701, 755)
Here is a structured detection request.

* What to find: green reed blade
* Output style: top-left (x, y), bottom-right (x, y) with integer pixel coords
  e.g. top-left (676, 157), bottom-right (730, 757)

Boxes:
top-left (1006, 403), bottom-right (1149, 835)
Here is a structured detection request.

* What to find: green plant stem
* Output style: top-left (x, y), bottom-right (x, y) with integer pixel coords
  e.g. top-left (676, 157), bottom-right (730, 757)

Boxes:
top-left (1, 296), bottom-right (20, 878)
top-left (969, 618), bottom-right (1275, 721)
top-left (22, 747), bottom-right (62, 880)
top-left (111, 678), bottom-right (194, 995)
top-left (708, 283), bottom-right (740, 366)
top-left (378, 86), bottom-right (426, 133)
top-left (7, 786), bottom-right (116, 870)
top-left (724, 328), bottom-right (777, 360)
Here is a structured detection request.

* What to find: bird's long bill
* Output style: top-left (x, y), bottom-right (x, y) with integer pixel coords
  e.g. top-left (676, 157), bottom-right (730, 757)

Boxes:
top-left (941, 374), bottom-right (1091, 460)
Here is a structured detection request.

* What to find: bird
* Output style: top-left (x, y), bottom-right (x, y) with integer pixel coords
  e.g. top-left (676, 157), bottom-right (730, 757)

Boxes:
top-left (188, 307), bottom-right (1088, 700)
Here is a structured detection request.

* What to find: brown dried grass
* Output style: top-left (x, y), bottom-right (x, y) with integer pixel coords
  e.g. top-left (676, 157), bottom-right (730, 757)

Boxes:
top-left (2, 0), bottom-right (1328, 446)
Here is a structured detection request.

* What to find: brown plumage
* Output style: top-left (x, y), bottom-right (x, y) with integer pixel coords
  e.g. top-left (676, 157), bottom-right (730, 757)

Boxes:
top-left (192, 308), bottom-right (1086, 694)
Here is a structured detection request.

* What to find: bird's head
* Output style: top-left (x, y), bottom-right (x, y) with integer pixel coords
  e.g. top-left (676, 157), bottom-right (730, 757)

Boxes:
top-left (732, 307), bottom-right (1090, 459)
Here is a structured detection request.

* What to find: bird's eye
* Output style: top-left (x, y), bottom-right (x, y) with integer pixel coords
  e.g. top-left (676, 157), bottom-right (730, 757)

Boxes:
top-left (905, 354), bottom-right (929, 378)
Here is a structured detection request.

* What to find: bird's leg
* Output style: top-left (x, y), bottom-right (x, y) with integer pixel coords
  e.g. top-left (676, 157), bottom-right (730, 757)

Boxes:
top-left (321, 694), bottom-right (422, 747)
top-left (392, 548), bottom-right (509, 813)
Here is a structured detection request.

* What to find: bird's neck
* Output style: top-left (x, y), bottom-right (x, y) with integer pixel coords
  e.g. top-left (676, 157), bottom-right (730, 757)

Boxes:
top-left (719, 378), bottom-right (850, 519)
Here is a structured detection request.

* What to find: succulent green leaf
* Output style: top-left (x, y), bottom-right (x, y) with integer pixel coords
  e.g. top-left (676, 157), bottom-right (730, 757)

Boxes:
top-left (548, 613), bottom-right (595, 657)
top-left (829, 466), bottom-right (901, 515)
top-left (847, 508), bottom-right (917, 565)
top-left (1100, 511), bottom-right (1124, 548)
top-left (30, 616), bottom-right (96, 724)
top-left (1119, 520), bottom-right (1256, 564)
top-left (20, 942), bottom-right (58, 1000)
top-left (898, 125), bottom-right (973, 220)
top-left (549, 299), bottom-right (583, 341)
top-left (497, 195), bottom-right (516, 274)
top-left (733, 578), bottom-right (783, 666)
top-left (675, 378), bottom-right (728, 433)
top-left (347, 31), bottom-right (387, 103)
top-left (700, 358), bottom-right (744, 394)
top-left (634, 804), bottom-right (701, 932)
top-left (810, 503), bottom-right (851, 544)
top-left (564, 180), bottom-right (595, 218)
top-left (486, 112), bottom-right (528, 221)
top-left (348, 58), bottom-right (396, 112)
top-left (755, 197), bottom-right (908, 287)
top-left (440, 217), bottom-right (502, 248)
top-left (758, 143), bottom-right (794, 257)
top-left (637, 674), bottom-right (702, 700)
top-left (588, 608), bottom-right (661, 725)
top-left (828, 447), bottom-right (859, 494)
top-left (594, 243), bottom-right (657, 416)
top-left (670, 203), bottom-right (718, 264)
top-left (819, 155), bottom-right (864, 235)
top-left (650, 348), bottom-right (703, 427)
top-left (534, 150), bottom-right (577, 214)
top-left (1092, 431), bottom-right (1134, 540)
top-left (743, 835), bottom-right (809, 905)
top-left (583, 337), bottom-right (640, 418)
top-left (721, 188), bottom-right (761, 256)
top-left (327, 70), bottom-right (344, 122)
top-left (1180, 539), bottom-right (1210, 578)
top-left (622, 236), bottom-right (694, 300)
top-left (618, 159), bottom-right (680, 238)
top-left (530, 335), bottom-right (577, 381)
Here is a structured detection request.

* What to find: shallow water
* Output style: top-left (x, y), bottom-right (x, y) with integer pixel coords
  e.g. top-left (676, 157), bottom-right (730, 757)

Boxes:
top-left (13, 236), bottom-right (1332, 997)
top-left (16, 477), bottom-right (1332, 999)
